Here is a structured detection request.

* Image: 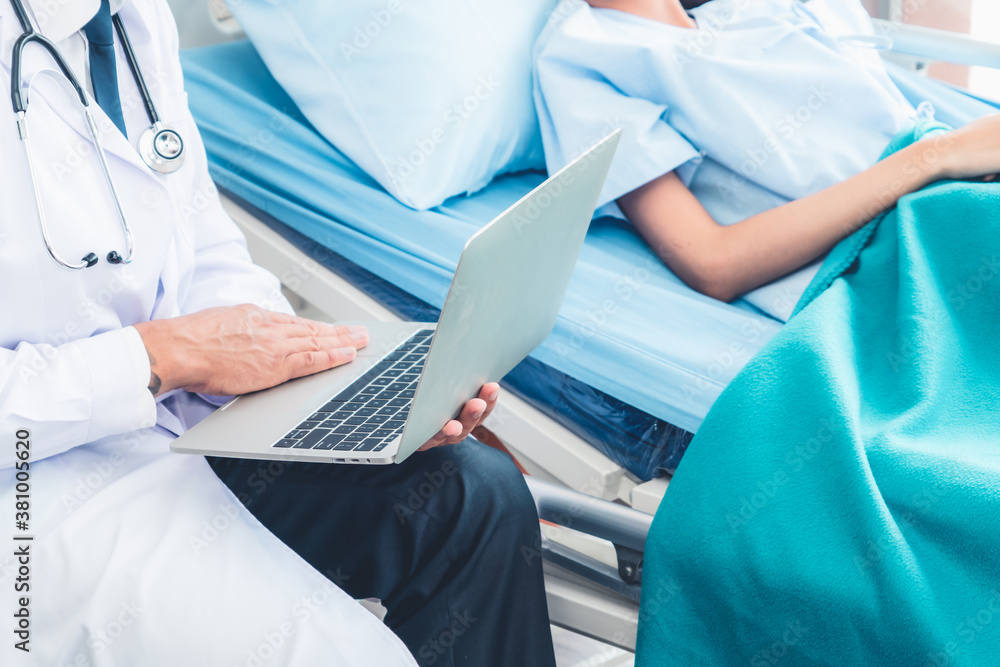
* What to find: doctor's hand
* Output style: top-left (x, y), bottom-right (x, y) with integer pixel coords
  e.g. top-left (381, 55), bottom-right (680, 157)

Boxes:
top-left (132, 304), bottom-right (368, 397)
top-left (417, 382), bottom-right (500, 451)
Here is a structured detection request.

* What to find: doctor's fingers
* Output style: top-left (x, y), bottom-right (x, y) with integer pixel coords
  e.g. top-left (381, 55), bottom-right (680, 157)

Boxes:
top-left (259, 314), bottom-right (370, 350)
top-left (283, 323), bottom-right (370, 351)
top-left (476, 382), bottom-right (500, 424)
top-left (417, 387), bottom-right (497, 451)
top-left (282, 343), bottom-right (360, 380)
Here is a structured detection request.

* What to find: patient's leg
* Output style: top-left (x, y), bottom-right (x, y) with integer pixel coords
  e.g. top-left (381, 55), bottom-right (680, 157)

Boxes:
top-left (207, 440), bottom-right (555, 667)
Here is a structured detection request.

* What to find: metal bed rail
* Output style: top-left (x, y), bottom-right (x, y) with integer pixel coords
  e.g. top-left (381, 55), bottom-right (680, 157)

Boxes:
top-left (526, 476), bottom-right (654, 651)
top-left (873, 19), bottom-right (1000, 70)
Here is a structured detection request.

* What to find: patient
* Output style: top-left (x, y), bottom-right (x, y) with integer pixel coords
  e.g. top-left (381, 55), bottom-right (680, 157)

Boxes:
top-left (534, 0), bottom-right (1000, 321)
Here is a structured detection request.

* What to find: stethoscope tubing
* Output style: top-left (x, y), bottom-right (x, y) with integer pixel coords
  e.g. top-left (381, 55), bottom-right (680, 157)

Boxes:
top-left (7, 0), bottom-right (182, 269)
top-left (111, 11), bottom-right (158, 125)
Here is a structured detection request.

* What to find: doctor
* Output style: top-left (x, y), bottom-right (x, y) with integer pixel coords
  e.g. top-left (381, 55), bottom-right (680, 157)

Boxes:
top-left (0, 1), bottom-right (555, 665)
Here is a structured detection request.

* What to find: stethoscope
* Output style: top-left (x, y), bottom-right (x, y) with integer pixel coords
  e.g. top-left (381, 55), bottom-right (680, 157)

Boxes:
top-left (7, 0), bottom-right (186, 269)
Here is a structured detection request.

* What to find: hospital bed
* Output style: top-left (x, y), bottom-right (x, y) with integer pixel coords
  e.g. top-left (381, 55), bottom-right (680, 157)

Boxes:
top-left (175, 2), bottom-right (1000, 652)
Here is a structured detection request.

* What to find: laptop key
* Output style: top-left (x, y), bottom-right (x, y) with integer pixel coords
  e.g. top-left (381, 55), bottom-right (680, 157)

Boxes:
top-left (388, 382), bottom-right (409, 392)
top-left (403, 354), bottom-right (423, 363)
top-left (344, 432), bottom-right (366, 442)
top-left (332, 439), bottom-right (359, 451)
top-left (377, 406), bottom-right (398, 416)
top-left (388, 398), bottom-right (409, 407)
top-left (400, 390), bottom-right (415, 399)
top-left (337, 360), bottom-right (393, 397)
top-left (315, 433), bottom-right (346, 450)
top-left (286, 430), bottom-right (308, 439)
top-left (401, 374), bottom-right (420, 383)
top-left (382, 370), bottom-right (403, 378)
top-left (345, 416), bottom-right (366, 425)
top-left (355, 424), bottom-right (377, 433)
top-left (366, 399), bottom-right (388, 408)
top-left (371, 377), bottom-right (392, 386)
top-left (273, 439), bottom-right (297, 448)
top-left (386, 420), bottom-right (406, 431)
top-left (343, 402), bottom-right (365, 411)
top-left (366, 415), bottom-right (389, 424)
top-left (373, 429), bottom-right (396, 438)
top-left (293, 429), bottom-right (331, 449)
top-left (334, 425), bottom-right (355, 434)
top-left (355, 407), bottom-right (377, 417)
top-left (333, 410), bottom-right (355, 419)
top-left (354, 438), bottom-right (383, 452)
top-left (376, 391), bottom-right (399, 400)
top-left (297, 420), bottom-right (322, 430)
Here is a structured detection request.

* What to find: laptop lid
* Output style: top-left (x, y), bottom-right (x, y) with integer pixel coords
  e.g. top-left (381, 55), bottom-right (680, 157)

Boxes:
top-left (396, 130), bottom-right (621, 460)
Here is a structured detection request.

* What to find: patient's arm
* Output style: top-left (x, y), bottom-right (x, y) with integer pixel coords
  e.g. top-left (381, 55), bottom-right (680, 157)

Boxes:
top-left (619, 115), bottom-right (1000, 303)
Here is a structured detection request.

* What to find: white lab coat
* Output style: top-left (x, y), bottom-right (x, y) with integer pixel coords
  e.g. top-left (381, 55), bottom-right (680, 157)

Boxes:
top-left (0, 0), bottom-right (416, 664)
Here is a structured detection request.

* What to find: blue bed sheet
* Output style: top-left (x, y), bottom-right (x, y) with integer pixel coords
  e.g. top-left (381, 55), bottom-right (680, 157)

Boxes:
top-left (180, 40), bottom-right (998, 479)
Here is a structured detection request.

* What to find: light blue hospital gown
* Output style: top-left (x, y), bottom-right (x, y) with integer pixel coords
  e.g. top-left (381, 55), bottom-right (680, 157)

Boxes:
top-left (534, 0), bottom-right (925, 321)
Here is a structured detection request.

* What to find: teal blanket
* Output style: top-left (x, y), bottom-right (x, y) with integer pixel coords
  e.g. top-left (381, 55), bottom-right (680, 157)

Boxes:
top-left (637, 124), bottom-right (1000, 666)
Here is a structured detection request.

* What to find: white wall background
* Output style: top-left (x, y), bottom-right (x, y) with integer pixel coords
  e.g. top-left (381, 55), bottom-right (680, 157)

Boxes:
top-left (969, 0), bottom-right (1000, 99)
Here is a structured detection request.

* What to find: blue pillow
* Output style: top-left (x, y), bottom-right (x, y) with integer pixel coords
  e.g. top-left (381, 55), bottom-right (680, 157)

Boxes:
top-left (229, 0), bottom-right (558, 210)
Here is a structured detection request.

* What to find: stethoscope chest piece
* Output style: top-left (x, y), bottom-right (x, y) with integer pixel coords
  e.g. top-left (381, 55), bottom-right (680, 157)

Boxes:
top-left (139, 122), bottom-right (185, 174)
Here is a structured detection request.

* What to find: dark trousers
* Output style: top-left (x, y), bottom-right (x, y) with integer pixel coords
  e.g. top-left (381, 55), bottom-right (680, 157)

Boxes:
top-left (207, 440), bottom-right (556, 667)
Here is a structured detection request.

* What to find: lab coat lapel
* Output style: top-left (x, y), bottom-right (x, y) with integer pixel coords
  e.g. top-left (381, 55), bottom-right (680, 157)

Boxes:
top-left (17, 69), bottom-right (158, 180)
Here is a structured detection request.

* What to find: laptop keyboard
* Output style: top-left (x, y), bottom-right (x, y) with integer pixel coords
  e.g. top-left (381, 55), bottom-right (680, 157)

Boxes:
top-left (271, 330), bottom-right (434, 454)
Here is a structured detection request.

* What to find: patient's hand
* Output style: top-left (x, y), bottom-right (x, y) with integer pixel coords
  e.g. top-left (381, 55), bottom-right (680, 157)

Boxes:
top-left (938, 114), bottom-right (1000, 182)
top-left (133, 304), bottom-right (368, 397)
top-left (417, 383), bottom-right (500, 451)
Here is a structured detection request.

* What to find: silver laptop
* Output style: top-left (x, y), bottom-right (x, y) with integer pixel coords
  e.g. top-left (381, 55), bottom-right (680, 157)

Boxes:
top-left (171, 131), bottom-right (620, 464)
